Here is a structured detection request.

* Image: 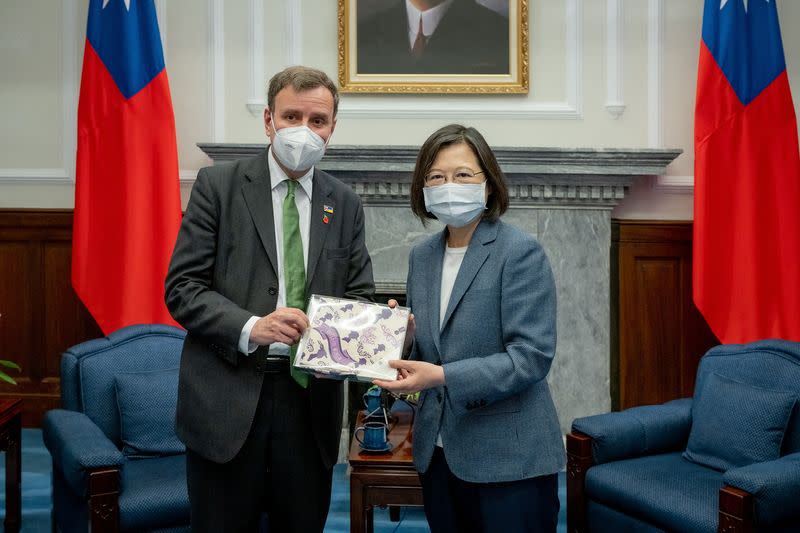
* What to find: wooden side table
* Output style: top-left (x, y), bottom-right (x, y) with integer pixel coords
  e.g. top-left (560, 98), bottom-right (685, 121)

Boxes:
top-left (0, 398), bottom-right (22, 533)
top-left (348, 406), bottom-right (423, 533)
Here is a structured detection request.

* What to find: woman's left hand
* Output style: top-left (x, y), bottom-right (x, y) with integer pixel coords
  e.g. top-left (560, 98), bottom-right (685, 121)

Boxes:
top-left (373, 359), bottom-right (445, 393)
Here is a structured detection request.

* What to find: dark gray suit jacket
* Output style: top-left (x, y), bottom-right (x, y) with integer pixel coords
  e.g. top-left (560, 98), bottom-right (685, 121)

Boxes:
top-left (165, 149), bottom-right (375, 466)
top-left (407, 219), bottom-right (565, 482)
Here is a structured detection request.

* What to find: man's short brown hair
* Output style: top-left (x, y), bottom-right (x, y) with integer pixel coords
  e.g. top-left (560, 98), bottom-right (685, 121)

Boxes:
top-left (267, 66), bottom-right (339, 116)
top-left (410, 124), bottom-right (510, 224)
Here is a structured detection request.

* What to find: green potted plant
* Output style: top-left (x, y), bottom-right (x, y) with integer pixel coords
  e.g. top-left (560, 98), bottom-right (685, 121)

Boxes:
top-left (0, 359), bottom-right (20, 385)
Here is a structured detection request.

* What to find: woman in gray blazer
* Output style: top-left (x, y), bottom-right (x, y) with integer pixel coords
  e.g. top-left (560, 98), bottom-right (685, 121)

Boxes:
top-left (376, 124), bottom-right (564, 532)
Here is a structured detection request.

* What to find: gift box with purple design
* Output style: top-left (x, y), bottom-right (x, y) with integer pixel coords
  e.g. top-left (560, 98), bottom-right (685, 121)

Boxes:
top-left (293, 295), bottom-right (409, 381)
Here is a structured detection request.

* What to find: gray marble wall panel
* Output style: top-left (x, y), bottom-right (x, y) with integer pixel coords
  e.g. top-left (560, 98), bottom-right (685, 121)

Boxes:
top-left (537, 209), bottom-right (611, 432)
top-left (363, 206), bottom-right (438, 287)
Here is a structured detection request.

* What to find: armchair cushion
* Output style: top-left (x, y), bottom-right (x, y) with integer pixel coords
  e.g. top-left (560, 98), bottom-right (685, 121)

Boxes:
top-left (115, 367), bottom-right (184, 458)
top-left (585, 452), bottom-right (722, 533)
top-left (723, 452), bottom-right (800, 526)
top-left (119, 454), bottom-right (190, 531)
top-left (683, 372), bottom-right (796, 471)
top-left (42, 409), bottom-right (125, 496)
top-left (571, 398), bottom-right (692, 464)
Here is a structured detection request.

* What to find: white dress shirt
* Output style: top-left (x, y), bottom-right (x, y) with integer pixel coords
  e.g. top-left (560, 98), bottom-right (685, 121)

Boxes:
top-left (405, 0), bottom-right (454, 50)
top-left (238, 148), bottom-right (313, 355)
top-left (437, 244), bottom-right (467, 446)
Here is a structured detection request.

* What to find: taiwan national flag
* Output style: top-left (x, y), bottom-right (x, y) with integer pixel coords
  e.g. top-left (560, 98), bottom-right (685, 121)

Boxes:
top-left (73, 0), bottom-right (181, 335)
top-left (694, 0), bottom-right (800, 344)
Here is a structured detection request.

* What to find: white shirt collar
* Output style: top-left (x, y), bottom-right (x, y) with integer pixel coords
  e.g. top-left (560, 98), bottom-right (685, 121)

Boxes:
top-left (267, 147), bottom-right (314, 199)
top-left (406, 0), bottom-right (454, 46)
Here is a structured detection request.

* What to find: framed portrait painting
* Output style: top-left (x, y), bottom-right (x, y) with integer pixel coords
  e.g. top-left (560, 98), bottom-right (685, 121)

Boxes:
top-left (337, 0), bottom-right (529, 94)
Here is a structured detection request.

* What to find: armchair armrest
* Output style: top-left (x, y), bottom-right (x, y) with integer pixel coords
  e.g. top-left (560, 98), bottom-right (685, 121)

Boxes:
top-left (571, 398), bottom-right (692, 464)
top-left (42, 409), bottom-right (125, 496)
top-left (723, 452), bottom-right (800, 526)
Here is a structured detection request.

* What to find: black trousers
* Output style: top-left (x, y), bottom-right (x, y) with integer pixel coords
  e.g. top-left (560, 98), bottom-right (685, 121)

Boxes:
top-left (419, 446), bottom-right (559, 533)
top-left (186, 371), bottom-right (333, 533)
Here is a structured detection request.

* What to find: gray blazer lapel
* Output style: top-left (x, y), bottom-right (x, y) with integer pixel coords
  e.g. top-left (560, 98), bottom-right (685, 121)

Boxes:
top-left (242, 153), bottom-right (278, 277)
top-left (306, 169), bottom-right (334, 289)
top-left (428, 231), bottom-right (446, 356)
top-left (440, 220), bottom-right (498, 332)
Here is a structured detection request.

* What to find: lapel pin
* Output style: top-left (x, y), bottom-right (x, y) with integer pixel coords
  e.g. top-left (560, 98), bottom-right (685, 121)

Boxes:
top-left (323, 215), bottom-right (330, 224)
top-left (323, 205), bottom-right (334, 214)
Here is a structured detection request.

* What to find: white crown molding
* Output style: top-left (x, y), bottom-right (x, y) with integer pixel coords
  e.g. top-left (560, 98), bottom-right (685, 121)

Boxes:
top-left (336, 0), bottom-right (583, 120)
top-left (647, 0), bottom-right (663, 148)
top-left (655, 175), bottom-right (694, 194)
top-left (246, 0), bottom-right (266, 117)
top-left (155, 0), bottom-right (167, 65)
top-left (210, 0), bottom-right (225, 142)
top-left (605, 0), bottom-right (625, 118)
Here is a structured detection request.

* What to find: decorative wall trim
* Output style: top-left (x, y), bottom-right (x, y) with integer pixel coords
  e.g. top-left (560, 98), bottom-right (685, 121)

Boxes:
top-left (210, 0), bottom-right (225, 142)
top-left (648, 0), bottom-right (664, 148)
top-left (335, 0), bottom-right (583, 120)
top-left (655, 175), bottom-right (694, 194)
top-left (197, 143), bottom-right (681, 208)
top-left (155, 0), bottom-right (167, 64)
top-left (285, 0), bottom-right (302, 66)
top-left (246, 0), bottom-right (265, 117)
top-left (62, 0), bottom-right (79, 183)
top-left (605, 0), bottom-right (625, 118)
top-left (0, 169), bottom-right (71, 184)
top-left (4, 0), bottom-right (80, 184)
top-left (179, 170), bottom-right (198, 185)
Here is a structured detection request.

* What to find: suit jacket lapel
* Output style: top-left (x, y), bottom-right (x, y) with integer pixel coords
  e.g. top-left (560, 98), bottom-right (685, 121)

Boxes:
top-left (428, 231), bottom-right (446, 356)
top-left (440, 220), bottom-right (498, 332)
top-left (242, 151), bottom-right (279, 277)
top-left (306, 169), bottom-right (333, 290)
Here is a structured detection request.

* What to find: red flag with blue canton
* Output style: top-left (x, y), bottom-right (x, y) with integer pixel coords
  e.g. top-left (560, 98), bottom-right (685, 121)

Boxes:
top-left (694, 0), bottom-right (800, 343)
top-left (73, 0), bottom-right (181, 334)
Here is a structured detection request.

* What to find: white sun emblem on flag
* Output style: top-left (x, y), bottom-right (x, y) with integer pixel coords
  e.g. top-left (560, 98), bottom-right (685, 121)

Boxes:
top-left (720, 0), bottom-right (770, 12)
top-left (102, 0), bottom-right (131, 10)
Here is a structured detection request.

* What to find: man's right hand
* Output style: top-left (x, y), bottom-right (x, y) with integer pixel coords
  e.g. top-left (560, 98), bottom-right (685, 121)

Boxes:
top-left (249, 307), bottom-right (309, 346)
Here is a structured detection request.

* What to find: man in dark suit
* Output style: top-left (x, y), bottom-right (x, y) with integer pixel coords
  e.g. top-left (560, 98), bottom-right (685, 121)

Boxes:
top-left (165, 66), bottom-right (375, 532)
top-left (357, 0), bottom-right (510, 75)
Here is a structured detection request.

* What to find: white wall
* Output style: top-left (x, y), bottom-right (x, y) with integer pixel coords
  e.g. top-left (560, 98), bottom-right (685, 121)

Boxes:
top-left (1, 0), bottom-right (799, 219)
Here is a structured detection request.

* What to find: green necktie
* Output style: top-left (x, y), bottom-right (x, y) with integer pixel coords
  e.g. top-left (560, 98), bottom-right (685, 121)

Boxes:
top-left (283, 179), bottom-right (309, 388)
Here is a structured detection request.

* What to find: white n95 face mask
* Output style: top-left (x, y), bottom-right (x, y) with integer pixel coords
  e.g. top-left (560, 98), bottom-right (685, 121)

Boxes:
top-left (423, 182), bottom-right (487, 228)
top-left (270, 115), bottom-right (328, 171)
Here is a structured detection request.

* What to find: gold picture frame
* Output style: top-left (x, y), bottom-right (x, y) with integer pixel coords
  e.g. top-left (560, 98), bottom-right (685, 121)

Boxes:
top-left (337, 0), bottom-right (529, 94)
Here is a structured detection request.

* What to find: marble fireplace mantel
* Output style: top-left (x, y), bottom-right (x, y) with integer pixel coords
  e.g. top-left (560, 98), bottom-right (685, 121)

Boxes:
top-left (198, 144), bottom-right (681, 209)
top-left (197, 143), bottom-right (681, 433)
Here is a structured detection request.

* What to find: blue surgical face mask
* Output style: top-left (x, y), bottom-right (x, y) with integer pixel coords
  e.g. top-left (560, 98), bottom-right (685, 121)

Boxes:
top-left (422, 182), bottom-right (487, 228)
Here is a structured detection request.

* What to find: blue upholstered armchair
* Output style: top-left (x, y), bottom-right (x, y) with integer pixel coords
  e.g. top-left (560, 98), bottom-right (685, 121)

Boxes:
top-left (567, 340), bottom-right (800, 533)
top-left (42, 324), bottom-right (190, 533)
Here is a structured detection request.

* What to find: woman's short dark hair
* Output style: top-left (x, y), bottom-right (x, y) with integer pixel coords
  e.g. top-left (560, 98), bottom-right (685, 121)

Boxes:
top-left (410, 124), bottom-right (509, 224)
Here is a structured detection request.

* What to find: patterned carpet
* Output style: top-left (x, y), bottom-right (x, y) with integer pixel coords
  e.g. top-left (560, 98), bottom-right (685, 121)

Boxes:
top-left (0, 429), bottom-right (566, 532)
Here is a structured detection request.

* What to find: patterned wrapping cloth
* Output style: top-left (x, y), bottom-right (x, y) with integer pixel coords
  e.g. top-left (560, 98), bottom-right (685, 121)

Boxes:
top-left (294, 295), bottom-right (409, 381)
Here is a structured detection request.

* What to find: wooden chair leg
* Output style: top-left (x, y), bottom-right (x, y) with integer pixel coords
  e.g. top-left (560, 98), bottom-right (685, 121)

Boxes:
top-left (719, 485), bottom-right (754, 533)
top-left (88, 467), bottom-right (120, 533)
top-left (566, 431), bottom-right (593, 533)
